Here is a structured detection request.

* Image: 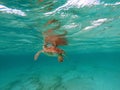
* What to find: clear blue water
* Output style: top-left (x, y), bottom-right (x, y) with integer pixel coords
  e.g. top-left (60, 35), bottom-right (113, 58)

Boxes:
top-left (0, 0), bottom-right (120, 90)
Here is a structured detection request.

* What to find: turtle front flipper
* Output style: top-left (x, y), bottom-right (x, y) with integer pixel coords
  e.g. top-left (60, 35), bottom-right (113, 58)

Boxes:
top-left (34, 50), bottom-right (43, 60)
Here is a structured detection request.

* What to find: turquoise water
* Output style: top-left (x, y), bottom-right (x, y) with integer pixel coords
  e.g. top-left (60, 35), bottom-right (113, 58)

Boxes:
top-left (0, 0), bottom-right (120, 90)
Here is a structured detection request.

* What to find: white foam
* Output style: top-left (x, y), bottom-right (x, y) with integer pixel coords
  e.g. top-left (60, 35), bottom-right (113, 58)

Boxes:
top-left (83, 18), bottom-right (108, 31)
top-left (104, 2), bottom-right (120, 6)
top-left (63, 23), bottom-right (79, 29)
top-left (66, 0), bottom-right (100, 8)
top-left (45, 0), bottom-right (100, 15)
top-left (0, 4), bottom-right (26, 16)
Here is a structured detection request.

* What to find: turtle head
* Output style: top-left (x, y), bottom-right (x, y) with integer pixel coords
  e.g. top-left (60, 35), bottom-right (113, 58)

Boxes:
top-left (58, 54), bottom-right (64, 62)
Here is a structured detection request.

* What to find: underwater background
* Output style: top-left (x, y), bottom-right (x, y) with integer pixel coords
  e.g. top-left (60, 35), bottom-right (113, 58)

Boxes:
top-left (0, 0), bottom-right (120, 90)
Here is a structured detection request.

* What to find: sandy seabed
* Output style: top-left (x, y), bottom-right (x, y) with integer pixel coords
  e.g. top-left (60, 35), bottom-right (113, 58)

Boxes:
top-left (0, 58), bottom-right (120, 90)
